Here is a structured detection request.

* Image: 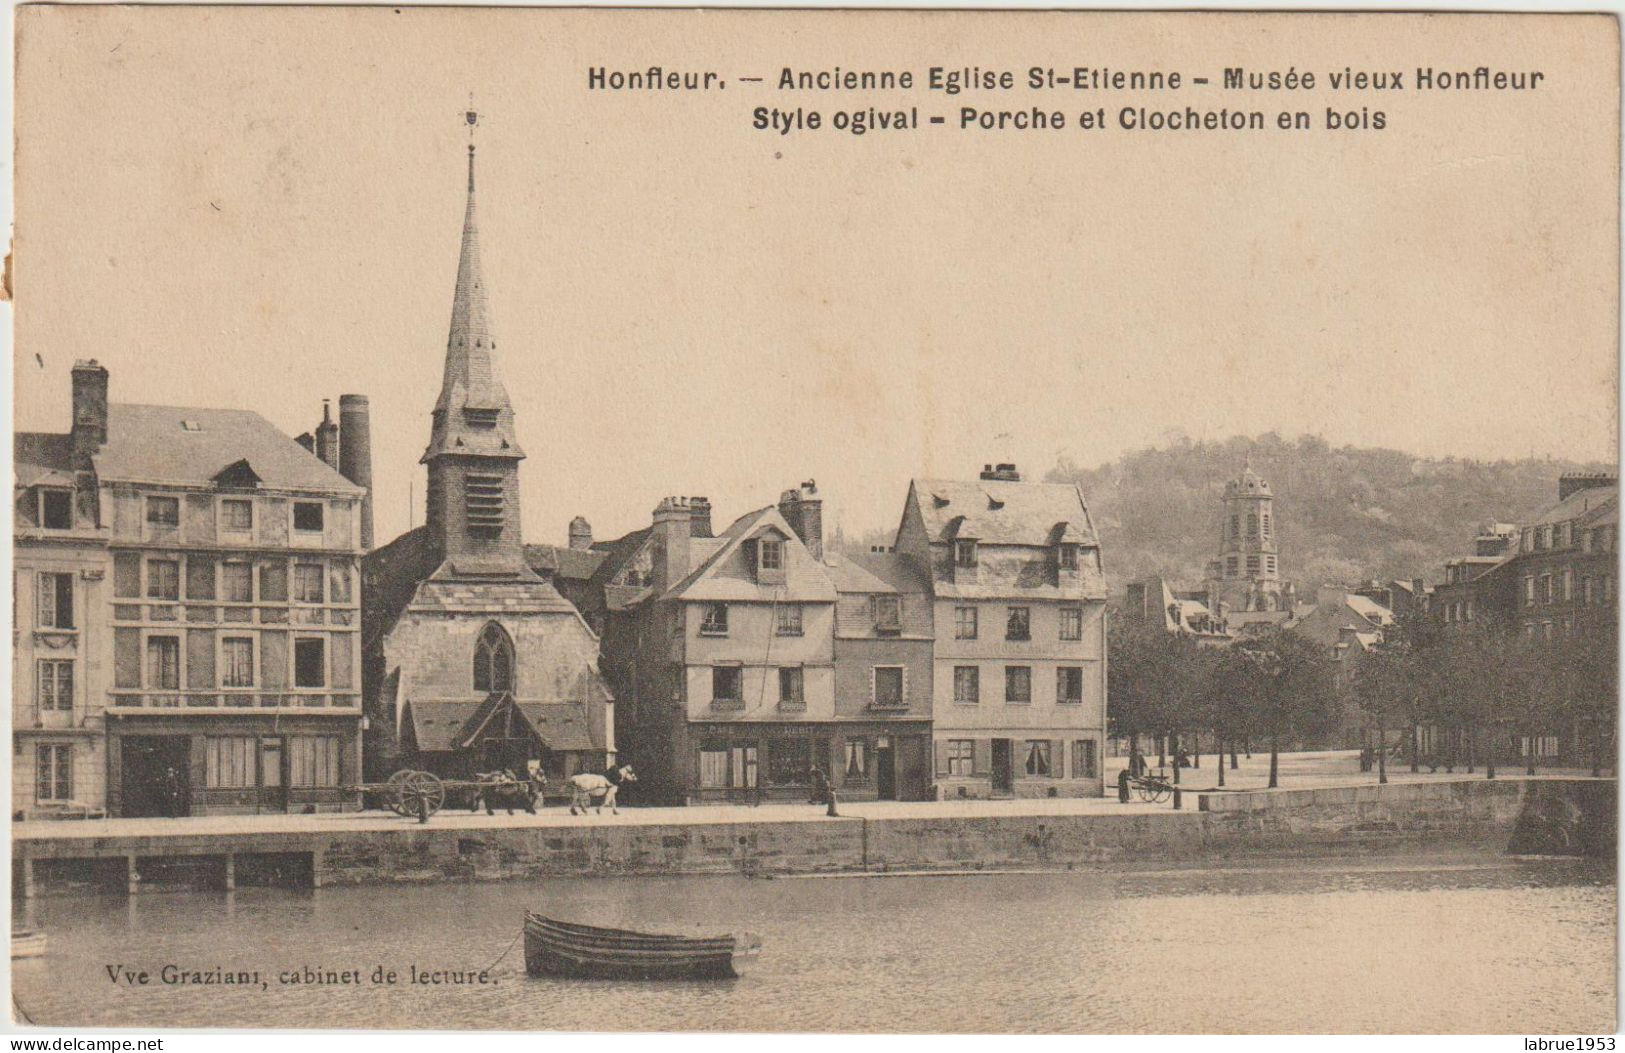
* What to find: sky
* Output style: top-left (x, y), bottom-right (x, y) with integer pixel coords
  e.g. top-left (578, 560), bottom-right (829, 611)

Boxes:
top-left (12, 8), bottom-right (1619, 547)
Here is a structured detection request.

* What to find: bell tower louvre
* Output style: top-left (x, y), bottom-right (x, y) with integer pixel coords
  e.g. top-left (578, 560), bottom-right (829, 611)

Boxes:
top-left (423, 113), bottom-right (532, 580)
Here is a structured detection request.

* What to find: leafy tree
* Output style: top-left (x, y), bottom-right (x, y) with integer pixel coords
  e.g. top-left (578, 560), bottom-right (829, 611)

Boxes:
top-left (1232, 629), bottom-right (1337, 788)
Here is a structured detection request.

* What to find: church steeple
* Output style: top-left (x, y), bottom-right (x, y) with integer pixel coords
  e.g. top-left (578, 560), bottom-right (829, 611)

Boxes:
top-left (423, 123), bottom-right (524, 464)
top-left (422, 112), bottom-right (533, 579)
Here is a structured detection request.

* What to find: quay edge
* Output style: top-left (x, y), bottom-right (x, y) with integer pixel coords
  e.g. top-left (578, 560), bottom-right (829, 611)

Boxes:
top-left (13, 778), bottom-right (1613, 896)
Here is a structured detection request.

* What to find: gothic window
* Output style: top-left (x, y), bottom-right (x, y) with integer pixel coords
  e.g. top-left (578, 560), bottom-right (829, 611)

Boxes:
top-left (473, 622), bottom-right (515, 694)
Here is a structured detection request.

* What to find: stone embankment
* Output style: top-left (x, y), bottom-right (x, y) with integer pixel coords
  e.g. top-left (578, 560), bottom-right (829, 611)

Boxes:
top-left (14, 778), bottom-right (1612, 896)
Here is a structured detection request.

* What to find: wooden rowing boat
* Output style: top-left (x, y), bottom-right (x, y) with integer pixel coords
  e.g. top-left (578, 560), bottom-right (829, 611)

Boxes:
top-left (11, 931), bottom-right (47, 959)
top-left (523, 912), bottom-right (761, 980)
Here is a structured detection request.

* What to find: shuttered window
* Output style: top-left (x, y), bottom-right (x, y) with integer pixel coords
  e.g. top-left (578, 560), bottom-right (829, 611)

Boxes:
top-left (289, 737), bottom-right (340, 787)
top-left (206, 737), bottom-right (256, 788)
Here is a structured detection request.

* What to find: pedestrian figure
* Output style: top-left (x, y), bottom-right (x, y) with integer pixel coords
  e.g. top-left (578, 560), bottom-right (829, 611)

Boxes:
top-left (808, 766), bottom-right (839, 817)
top-left (163, 766), bottom-right (184, 818)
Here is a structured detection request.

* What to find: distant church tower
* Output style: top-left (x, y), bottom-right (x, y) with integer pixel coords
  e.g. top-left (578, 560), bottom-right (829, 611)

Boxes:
top-left (422, 125), bottom-right (533, 580)
top-left (1205, 460), bottom-right (1283, 613)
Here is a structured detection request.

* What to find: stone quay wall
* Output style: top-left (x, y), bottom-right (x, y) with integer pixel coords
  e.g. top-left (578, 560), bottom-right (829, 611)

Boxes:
top-left (14, 778), bottom-right (1611, 895)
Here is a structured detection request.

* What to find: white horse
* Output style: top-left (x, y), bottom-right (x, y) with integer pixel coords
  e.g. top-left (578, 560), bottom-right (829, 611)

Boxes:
top-left (568, 765), bottom-right (636, 815)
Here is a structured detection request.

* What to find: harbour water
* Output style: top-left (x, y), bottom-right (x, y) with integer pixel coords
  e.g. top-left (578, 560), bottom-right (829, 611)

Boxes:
top-left (12, 853), bottom-right (1616, 1033)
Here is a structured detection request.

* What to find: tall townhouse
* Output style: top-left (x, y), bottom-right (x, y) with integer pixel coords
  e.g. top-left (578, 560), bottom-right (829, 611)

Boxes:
top-left (895, 464), bottom-right (1109, 798)
top-left (17, 360), bottom-right (373, 817)
top-left (596, 493), bottom-right (838, 804)
top-left (14, 361), bottom-right (112, 818)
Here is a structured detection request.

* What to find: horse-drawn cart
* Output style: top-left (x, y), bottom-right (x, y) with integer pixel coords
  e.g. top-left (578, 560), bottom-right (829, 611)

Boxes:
top-left (351, 769), bottom-right (553, 818)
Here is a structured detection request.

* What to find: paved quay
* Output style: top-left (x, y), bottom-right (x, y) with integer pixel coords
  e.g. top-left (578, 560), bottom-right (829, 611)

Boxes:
top-left (15, 749), bottom-right (1605, 843)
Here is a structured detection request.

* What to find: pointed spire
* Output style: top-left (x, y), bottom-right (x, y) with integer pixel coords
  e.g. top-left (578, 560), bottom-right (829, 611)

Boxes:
top-left (423, 111), bottom-right (524, 464)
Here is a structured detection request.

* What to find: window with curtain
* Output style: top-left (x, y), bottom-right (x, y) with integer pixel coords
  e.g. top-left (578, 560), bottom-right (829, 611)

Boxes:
top-left (222, 637), bottom-right (255, 688)
top-left (37, 661), bottom-right (73, 711)
top-left (293, 564), bottom-right (325, 603)
top-left (222, 563), bottom-right (253, 603)
top-left (35, 745), bottom-right (72, 801)
top-left (1024, 740), bottom-right (1051, 777)
top-left (147, 560), bottom-right (180, 601)
top-left (146, 636), bottom-right (180, 690)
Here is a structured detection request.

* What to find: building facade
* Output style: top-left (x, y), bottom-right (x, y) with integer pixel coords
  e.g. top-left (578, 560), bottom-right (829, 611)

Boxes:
top-left (362, 133), bottom-right (613, 783)
top-left (896, 464), bottom-right (1108, 799)
top-left (16, 360), bottom-right (372, 818)
top-left (594, 484), bottom-right (936, 804)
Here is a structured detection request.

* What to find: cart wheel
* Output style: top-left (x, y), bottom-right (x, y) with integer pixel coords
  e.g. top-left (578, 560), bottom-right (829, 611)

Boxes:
top-left (384, 769), bottom-right (415, 816)
top-left (1135, 784), bottom-right (1154, 803)
top-left (1152, 786), bottom-right (1171, 804)
top-left (401, 771), bottom-right (445, 818)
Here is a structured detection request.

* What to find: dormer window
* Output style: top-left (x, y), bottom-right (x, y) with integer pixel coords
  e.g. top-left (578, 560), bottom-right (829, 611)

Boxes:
top-left (760, 539), bottom-right (783, 572)
top-left (464, 407), bottom-right (500, 429)
top-left (1058, 543), bottom-right (1079, 571)
top-left (38, 488), bottom-right (72, 530)
top-left (954, 539), bottom-right (979, 568)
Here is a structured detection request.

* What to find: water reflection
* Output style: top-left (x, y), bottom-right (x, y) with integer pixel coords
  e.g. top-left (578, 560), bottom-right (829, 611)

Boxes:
top-left (12, 854), bottom-right (1615, 1034)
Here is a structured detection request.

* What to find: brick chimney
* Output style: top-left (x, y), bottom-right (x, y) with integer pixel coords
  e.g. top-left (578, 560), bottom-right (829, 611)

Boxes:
top-left (652, 497), bottom-right (695, 591)
top-left (777, 480), bottom-right (823, 560)
top-left (1558, 472), bottom-right (1617, 501)
top-left (338, 394), bottom-right (373, 550)
top-left (569, 515), bottom-right (593, 550)
top-left (979, 463), bottom-right (1022, 482)
top-left (70, 359), bottom-right (109, 467)
top-left (314, 400), bottom-right (340, 470)
top-left (689, 497), bottom-right (713, 539)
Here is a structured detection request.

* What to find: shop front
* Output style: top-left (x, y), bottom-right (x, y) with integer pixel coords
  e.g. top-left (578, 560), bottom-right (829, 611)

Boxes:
top-left (687, 720), bottom-right (932, 804)
top-left (105, 712), bottom-right (361, 817)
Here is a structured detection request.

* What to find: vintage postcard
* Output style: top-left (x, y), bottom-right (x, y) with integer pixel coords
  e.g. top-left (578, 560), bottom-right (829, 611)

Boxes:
top-left (7, 5), bottom-right (1619, 1037)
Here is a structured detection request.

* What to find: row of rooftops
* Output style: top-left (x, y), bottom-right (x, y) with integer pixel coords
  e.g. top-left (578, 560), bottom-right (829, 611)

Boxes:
top-left (517, 465), bottom-right (1107, 614)
top-left (16, 361), bottom-right (366, 501)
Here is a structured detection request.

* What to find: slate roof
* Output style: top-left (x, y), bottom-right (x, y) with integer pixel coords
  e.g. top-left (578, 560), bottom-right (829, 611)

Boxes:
top-left (404, 695), bottom-right (599, 754)
top-left (909, 477), bottom-right (1098, 547)
top-left (525, 543), bottom-right (607, 582)
top-left (1526, 485), bottom-right (1618, 527)
top-left (666, 507), bottom-right (836, 602)
top-left (827, 550), bottom-right (930, 596)
top-left (92, 403), bottom-right (361, 494)
top-left (1344, 594), bottom-right (1395, 626)
top-left (406, 578), bottom-right (580, 616)
top-left (15, 433), bottom-right (75, 486)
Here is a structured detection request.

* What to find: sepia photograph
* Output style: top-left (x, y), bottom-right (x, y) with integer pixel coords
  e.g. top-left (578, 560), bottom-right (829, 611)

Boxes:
top-left (5, 4), bottom-right (1620, 1037)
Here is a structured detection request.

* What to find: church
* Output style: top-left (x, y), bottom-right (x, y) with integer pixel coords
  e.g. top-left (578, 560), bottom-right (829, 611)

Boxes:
top-left (360, 119), bottom-right (614, 782)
